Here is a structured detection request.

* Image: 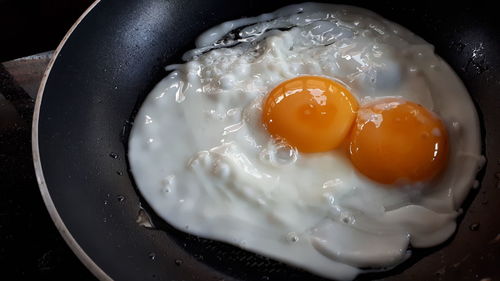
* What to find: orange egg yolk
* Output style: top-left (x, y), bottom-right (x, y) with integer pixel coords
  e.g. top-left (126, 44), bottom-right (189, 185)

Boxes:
top-left (262, 76), bottom-right (359, 153)
top-left (349, 98), bottom-right (448, 185)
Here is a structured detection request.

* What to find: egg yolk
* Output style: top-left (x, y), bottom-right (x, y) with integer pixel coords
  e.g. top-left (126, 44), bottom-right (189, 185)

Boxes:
top-left (262, 76), bottom-right (359, 153)
top-left (349, 98), bottom-right (448, 185)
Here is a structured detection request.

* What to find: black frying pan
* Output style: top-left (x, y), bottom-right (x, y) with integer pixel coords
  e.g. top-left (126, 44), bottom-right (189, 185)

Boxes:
top-left (33, 0), bottom-right (500, 280)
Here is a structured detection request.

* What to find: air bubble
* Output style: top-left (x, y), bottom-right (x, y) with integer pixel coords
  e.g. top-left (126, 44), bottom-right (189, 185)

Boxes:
top-left (226, 108), bottom-right (240, 118)
top-left (149, 252), bottom-right (156, 260)
top-left (162, 175), bottom-right (176, 193)
top-left (238, 240), bottom-right (248, 248)
top-left (175, 259), bottom-right (183, 266)
top-left (261, 141), bottom-right (298, 167)
top-left (275, 145), bottom-right (298, 165)
top-left (259, 149), bottom-right (272, 163)
top-left (286, 232), bottom-right (299, 243)
top-left (109, 152), bottom-right (119, 159)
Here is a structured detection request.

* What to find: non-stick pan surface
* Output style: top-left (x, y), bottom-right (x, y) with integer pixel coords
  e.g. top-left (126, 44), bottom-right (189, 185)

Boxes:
top-left (34, 0), bottom-right (500, 280)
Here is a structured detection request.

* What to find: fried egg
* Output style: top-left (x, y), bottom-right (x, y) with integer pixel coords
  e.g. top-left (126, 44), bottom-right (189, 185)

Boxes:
top-left (128, 3), bottom-right (483, 280)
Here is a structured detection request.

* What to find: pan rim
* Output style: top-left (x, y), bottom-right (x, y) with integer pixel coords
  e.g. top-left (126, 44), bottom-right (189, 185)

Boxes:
top-left (31, 0), bottom-right (111, 280)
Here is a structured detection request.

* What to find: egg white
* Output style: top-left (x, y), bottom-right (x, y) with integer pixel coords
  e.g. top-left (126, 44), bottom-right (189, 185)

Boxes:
top-left (128, 3), bottom-right (483, 280)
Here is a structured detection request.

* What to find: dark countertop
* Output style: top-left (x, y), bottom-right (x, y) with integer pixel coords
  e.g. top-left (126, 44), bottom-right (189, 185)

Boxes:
top-left (0, 1), bottom-right (96, 280)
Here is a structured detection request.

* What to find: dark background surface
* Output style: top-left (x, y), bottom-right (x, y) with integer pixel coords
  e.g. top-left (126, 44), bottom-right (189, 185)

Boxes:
top-left (0, 0), bottom-right (96, 280)
top-left (0, 0), bottom-right (94, 62)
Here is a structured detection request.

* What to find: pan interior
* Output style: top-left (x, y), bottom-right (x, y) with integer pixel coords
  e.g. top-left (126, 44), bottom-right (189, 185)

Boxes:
top-left (36, 1), bottom-right (500, 280)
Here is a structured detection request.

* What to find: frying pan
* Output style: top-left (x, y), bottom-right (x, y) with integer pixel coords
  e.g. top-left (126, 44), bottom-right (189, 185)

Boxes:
top-left (33, 0), bottom-right (500, 280)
